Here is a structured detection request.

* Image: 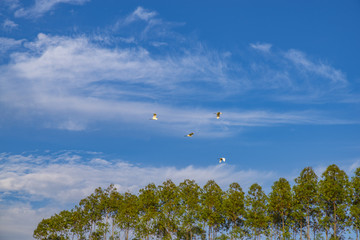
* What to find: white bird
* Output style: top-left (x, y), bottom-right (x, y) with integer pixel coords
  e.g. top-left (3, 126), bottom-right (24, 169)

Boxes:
top-left (215, 112), bottom-right (222, 119)
top-left (185, 132), bottom-right (194, 137)
top-left (219, 158), bottom-right (226, 163)
top-left (150, 113), bottom-right (158, 120)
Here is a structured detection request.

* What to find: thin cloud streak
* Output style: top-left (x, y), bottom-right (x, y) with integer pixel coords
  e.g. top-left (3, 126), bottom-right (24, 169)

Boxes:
top-left (0, 33), bottom-right (355, 133)
top-left (2, 19), bottom-right (18, 30)
top-left (0, 37), bottom-right (24, 53)
top-left (250, 42), bottom-right (272, 53)
top-left (284, 49), bottom-right (347, 86)
top-left (14, 0), bottom-right (90, 18)
top-left (124, 6), bottom-right (158, 24)
top-left (0, 151), bottom-right (277, 204)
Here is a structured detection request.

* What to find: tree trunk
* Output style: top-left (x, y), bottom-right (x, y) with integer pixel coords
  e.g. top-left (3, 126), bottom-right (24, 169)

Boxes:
top-left (125, 228), bottom-right (129, 240)
top-left (306, 207), bottom-right (310, 240)
top-left (333, 202), bottom-right (337, 239)
top-left (325, 229), bottom-right (328, 240)
top-left (111, 218), bottom-right (115, 240)
top-left (208, 226), bottom-right (211, 240)
top-left (105, 212), bottom-right (108, 240)
top-left (282, 214), bottom-right (285, 237)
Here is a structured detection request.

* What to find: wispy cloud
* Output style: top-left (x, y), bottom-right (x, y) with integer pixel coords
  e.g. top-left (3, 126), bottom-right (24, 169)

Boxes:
top-left (2, 19), bottom-right (18, 30)
top-left (250, 42), bottom-right (272, 53)
top-left (0, 203), bottom-right (58, 240)
top-left (1, 151), bottom-right (360, 240)
top-left (124, 6), bottom-right (157, 24)
top-left (0, 151), bottom-right (277, 203)
top-left (0, 151), bottom-right (277, 239)
top-left (248, 43), bottom-right (349, 102)
top-left (1, 0), bottom-right (20, 10)
top-left (113, 6), bottom-right (185, 44)
top-left (0, 37), bottom-right (24, 53)
top-left (0, 33), bottom-right (356, 133)
top-left (284, 49), bottom-right (347, 86)
top-left (14, 0), bottom-right (90, 18)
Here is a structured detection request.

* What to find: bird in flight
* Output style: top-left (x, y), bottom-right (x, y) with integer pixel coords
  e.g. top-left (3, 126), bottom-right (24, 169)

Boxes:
top-left (215, 112), bottom-right (222, 119)
top-left (185, 132), bottom-right (194, 137)
top-left (150, 113), bottom-right (158, 120)
top-left (219, 158), bottom-right (226, 163)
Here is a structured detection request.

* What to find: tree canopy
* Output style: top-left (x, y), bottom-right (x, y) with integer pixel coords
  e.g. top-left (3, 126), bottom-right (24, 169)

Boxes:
top-left (34, 165), bottom-right (359, 240)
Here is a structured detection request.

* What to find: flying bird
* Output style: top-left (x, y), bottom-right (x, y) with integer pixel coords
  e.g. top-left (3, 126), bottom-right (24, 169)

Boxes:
top-left (185, 132), bottom-right (194, 137)
top-left (219, 158), bottom-right (226, 163)
top-left (150, 113), bottom-right (158, 120)
top-left (215, 112), bottom-right (222, 119)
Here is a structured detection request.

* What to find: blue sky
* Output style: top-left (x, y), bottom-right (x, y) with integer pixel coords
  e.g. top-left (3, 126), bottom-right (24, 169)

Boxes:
top-left (1, 0), bottom-right (360, 239)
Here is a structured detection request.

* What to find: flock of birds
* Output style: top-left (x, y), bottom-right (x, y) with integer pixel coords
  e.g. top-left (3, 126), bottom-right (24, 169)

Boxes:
top-left (150, 112), bottom-right (226, 163)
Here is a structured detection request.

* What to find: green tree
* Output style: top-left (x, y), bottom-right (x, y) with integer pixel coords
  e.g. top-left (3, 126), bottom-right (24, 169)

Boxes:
top-left (268, 177), bottom-right (292, 239)
top-left (293, 167), bottom-right (318, 240)
top-left (350, 167), bottom-right (360, 240)
top-left (200, 180), bottom-right (224, 240)
top-left (318, 164), bottom-right (350, 240)
top-left (156, 179), bottom-right (180, 239)
top-left (33, 210), bottom-right (74, 240)
top-left (245, 183), bottom-right (269, 240)
top-left (98, 184), bottom-right (117, 239)
top-left (71, 205), bottom-right (90, 239)
top-left (115, 192), bottom-right (139, 240)
top-left (136, 183), bottom-right (159, 240)
top-left (178, 179), bottom-right (202, 240)
top-left (289, 189), bottom-right (306, 240)
top-left (223, 182), bottom-right (247, 240)
top-left (78, 191), bottom-right (102, 238)
top-left (108, 190), bottom-right (122, 239)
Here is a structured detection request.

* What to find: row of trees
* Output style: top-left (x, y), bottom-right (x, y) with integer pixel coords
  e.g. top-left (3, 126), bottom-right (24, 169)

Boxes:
top-left (33, 164), bottom-right (360, 240)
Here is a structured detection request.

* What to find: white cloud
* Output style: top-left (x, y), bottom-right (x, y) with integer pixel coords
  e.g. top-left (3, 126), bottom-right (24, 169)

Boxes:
top-left (0, 151), bottom-right (277, 239)
top-left (0, 152), bottom-right (277, 203)
top-left (250, 42), bottom-right (272, 53)
top-left (0, 33), bottom-right (355, 133)
top-left (247, 46), bottom-right (350, 102)
top-left (0, 204), bottom-right (59, 240)
top-left (14, 0), bottom-right (90, 18)
top-left (0, 37), bottom-right (24, 53)
top-left (348, 159), bottom-right (360, 173)
top-left (1, 151), bottom-right (360, 240)
top-left (2, 19), bottom-right (18, 30)
top-left (113, 6), bottom-right (185, 44)
top-left (1, 0), bottom-right (20, 10)
top-left (125, 6), bottom-right (157, 23)
top-left (284, 49), bottom-right (347, 86)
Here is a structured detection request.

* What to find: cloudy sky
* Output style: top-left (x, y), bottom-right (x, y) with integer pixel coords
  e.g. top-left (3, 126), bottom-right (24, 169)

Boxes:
top-left (1, 0), bottom-right (360, 239)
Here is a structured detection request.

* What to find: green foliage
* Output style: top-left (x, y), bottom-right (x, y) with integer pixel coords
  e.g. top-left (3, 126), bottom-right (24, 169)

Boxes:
top-left (156, 179), bottom-right (180, 239)
top-left (201, 180), bottom-right (224, 240)
top-left (319, 164), bottom-right (351, 239)
top-left (115, 192), bottom-right (138, 240)
top-left (350, 167), bottom-right (360, 238)
top-left (178, 179), bottom-right (202, 240)
top-left (293, 166), bottom-right (318, 240)
top-left (34, 164), bottom-right (359, 240)
top-left (245, 183), bottom-right (269, 240)
top-left (136, 183), bottom-right (159, 239)
top-left (223, 182), bottom-right (247, 240)
top-left (268, 177), bottom-right (292, 238)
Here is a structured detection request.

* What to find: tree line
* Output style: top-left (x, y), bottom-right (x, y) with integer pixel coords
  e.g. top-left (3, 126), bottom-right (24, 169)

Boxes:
top-left (33, 164), bottom-right (360, 240)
